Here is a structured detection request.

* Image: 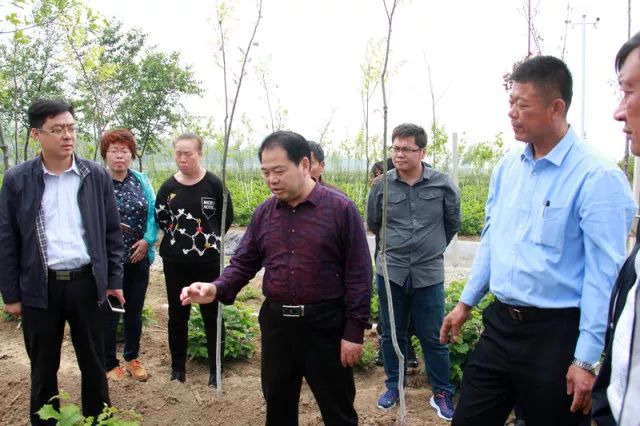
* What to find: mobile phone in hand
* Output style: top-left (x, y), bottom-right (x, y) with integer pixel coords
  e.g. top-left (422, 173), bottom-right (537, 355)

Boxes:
top-left (121, 223), bottom-right (134, 236)
top-left (107, 295), bottom-right (125, 313)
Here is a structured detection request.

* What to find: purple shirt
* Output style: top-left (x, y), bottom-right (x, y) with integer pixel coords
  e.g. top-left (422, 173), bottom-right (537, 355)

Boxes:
top-left (215, 183), bottom-right (372, 343)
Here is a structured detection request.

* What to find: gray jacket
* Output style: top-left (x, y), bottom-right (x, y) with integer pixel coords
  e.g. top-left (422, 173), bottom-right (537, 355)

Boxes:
top-left (0, 155), bottom-right (124, 309)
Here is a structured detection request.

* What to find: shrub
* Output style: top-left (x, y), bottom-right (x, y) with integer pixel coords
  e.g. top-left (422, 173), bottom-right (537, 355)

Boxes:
top-left (355, 338), bottom-right (378, 371)
top-left (459, 182), bottom-right (488, 236)
top-left (115, 304), bottom-right (156, 342)
top-left (236, 286), bottom-right (261, 302)
top-left (38, 391), bottom-right (141, 425)
top-left (444, 280), bottom-right (494, 384)
top-left (0, 295), bottom-right (18, 322)
top-left (187, 303), bottom-right (258, 361)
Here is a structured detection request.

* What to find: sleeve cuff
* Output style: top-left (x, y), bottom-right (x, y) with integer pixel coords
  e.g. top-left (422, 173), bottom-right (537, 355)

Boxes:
top-left (574, 335), bottom-right (603, 365)
top-left (213, 280), bottom-right (234, 305)
top-left (343, 321), bottom-right (364, 344)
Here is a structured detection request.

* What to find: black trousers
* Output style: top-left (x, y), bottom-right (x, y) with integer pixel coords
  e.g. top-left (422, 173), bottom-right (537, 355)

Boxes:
top-left (162, 259), bottom-right (225, 374)
top-left (259, 299), bottom-right (357, 426)
top-left (21, 270), bottom-right (109, 425)
top-left (453, 300), bottom-right (588, 426)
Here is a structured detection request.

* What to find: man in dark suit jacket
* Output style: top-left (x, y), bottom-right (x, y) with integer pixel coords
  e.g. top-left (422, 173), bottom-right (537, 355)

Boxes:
top-left (592, 32), bottom-right (640, 426)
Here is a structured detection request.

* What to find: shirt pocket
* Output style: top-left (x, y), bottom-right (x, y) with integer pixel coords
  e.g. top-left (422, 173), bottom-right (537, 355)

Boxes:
top-left (416, 190), bottom-right (444, 223)
top-left (532, 206), bottom-right (567, 249)
top-left (387, 192), bottom-right (407, 217)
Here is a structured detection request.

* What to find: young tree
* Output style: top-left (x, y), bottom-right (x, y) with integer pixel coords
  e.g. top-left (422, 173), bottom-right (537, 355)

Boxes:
top-left (379, 0), bottom-right (405, 424)
top-left (213, 0), bottom-right (263, 394)
top-left (0, 0), bottom-right (66, 164)
top-left (115, 51), bottom-right (200, 170)
top-left (360, 38), bottom-right (384, 188)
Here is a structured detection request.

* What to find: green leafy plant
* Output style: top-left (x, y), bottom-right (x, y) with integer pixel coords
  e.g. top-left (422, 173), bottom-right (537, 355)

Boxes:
top-left (444, 280), bottom-right (494, 384)
top-left (115, 304), bottom-right (156, 342)
top-left (236, 286), bottom-right (261, 302)
top-left (37, 391), bottom-right (141, 425)
top-left (355, 338), bottom-right (378, 371)
top-left (187, 303), bottom-right (258, 361)
top-left (0, 295), bottom-right (18, 322)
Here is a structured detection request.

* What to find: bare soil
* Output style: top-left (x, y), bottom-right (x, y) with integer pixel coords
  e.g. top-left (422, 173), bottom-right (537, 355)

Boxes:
top-left (0, 261), bottom-right (453, 426)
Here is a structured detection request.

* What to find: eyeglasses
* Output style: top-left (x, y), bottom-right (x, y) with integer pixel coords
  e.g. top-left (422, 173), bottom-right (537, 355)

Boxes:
top-left (37, 126), bottom-right (77, 137)
top-left (389, 146), bottom-right (422, 154)
top-left (106, 148), bottom-right (132, 155)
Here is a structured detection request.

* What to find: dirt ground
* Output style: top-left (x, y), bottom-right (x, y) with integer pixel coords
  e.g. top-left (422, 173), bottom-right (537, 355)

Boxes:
top-left (0, 261), bottom-right (459, 426)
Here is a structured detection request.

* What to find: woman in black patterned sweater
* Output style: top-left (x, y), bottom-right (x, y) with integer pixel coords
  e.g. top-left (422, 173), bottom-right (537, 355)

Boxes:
top-left (155, 132), bottom-right (233, 388)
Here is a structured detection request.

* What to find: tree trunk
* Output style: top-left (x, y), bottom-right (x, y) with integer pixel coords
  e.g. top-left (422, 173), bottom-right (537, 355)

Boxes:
top-left (0, 125), bottom-right (9, 172)
top-left (23, 131), bottom-right (32, 161)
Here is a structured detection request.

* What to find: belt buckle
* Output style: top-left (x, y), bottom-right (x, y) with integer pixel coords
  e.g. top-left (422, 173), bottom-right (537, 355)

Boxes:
top-left (508, 307), bottom-right (523, 322)
top-left (56, 270), bottom-right (71, 281)
top-left (282, 305), bottom-right (304, 318)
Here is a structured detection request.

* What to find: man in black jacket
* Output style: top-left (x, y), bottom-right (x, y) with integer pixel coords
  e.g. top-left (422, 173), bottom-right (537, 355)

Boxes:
top-left (0, 99), bottom-right (124, 424)
top-left (592, 33), bottom-right (640, 425)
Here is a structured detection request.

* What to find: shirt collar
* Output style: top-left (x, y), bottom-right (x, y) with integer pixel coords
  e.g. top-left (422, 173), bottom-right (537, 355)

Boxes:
top-left (275, 180), bottom-right (322, 209)
top-left (520, 126), bottom-right (576, 166)
top-left (41, 154), bottom-right (80, 176)
top-left (389, 162), bottom-right (433, 182)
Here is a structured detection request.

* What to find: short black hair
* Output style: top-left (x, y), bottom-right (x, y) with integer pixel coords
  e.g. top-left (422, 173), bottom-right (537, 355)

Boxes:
top-left (307, 140), bottom-right (325, 162)
top-left (616, 32), bottom-right (640, 72)
top-left (28, 99), bottom-right (75, 129)
top-left (510, 55), bottom-right (573, 114)
top-left (258, 131), bottom-right (310, 165)
top-left (391, 123), bottom-right (428, 148)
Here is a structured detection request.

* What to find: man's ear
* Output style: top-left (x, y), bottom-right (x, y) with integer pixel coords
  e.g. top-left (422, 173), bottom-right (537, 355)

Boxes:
top-left (551, 98), bottom-right (567, 119)
top-left (301, 156), bottom-right (311, 173)
top-left (31, 128), bottom-right (39, 141)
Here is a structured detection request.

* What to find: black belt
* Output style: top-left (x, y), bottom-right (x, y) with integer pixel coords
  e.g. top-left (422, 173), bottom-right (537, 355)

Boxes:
top-left (495, 299), bottom-right (579, 322)
top-left (265, 298), bottom-right (343, 318)
top-left (48, 264), bottom-right (92, 281)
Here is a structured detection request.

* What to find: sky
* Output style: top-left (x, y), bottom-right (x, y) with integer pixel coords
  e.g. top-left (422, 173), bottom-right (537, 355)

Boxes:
top-left (89, 0), bottom-right (640, 161)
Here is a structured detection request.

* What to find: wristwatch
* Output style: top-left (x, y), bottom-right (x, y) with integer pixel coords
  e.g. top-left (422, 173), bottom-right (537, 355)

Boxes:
top-left (571, 358), bottom-right (600, 375)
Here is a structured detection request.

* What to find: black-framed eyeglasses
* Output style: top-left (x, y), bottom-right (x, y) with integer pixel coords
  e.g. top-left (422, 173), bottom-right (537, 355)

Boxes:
top-left (37, 126), bottom-right (77, 137)
top-left (389, 146), bottom-right (422, 154)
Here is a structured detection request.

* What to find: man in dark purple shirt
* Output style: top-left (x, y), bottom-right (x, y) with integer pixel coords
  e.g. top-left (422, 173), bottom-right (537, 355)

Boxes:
top-left (181, 131), bottom-right (372, 425)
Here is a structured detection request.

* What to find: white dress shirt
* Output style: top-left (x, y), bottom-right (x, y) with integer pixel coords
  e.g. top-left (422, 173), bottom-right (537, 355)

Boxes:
top-left (42, 157), bottom-right (90, 270)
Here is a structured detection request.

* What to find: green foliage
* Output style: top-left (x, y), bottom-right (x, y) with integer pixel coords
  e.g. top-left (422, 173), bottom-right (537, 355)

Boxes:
top-left (444, 280), bottom-right (494, 384)
top-left (461, 132), bottom-right (505, 176)
top-left (114, 304), bottom-right (155, 342)
top-left (355, 338), bottom-right (378, 371)
top-left (187, 303), bottom-right (258, 361)
top-left (225, 174), bottom-right (271, 225)
top-left (370, 278), bottom-right (379, 322)
top-left (236, 286), bottom-right (261, 302)
top-left (37, 391), bottom-right (141, 425)
top-left (459, 179), bottom-right (489, 236)
top-left (0, 294), bottom-right (18, 322)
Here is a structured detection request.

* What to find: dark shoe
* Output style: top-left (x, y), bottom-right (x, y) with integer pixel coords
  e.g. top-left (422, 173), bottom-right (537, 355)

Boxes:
top-left (376, 388), bottom-right (401, 410)
top-left (407, 345), bottom-right (419, 369)
top-left (375, 350), bottom-right (384, 367)
top-left (430, 391), bottom-right (455, 421)
top-left (170, 370), bottom-right (185, 383)
top-left (208, 373), bottom-right (217, 389)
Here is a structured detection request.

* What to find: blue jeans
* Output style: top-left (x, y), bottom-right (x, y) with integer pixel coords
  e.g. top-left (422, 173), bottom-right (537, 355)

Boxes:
top-left (377, 274), bottom-right (455, 394)
top-left (104, 258), bottom-right (150, 370)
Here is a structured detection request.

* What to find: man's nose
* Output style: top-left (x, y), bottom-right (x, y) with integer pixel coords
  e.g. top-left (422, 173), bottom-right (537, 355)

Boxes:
top-left (614, 99), bottom-right (626, 122)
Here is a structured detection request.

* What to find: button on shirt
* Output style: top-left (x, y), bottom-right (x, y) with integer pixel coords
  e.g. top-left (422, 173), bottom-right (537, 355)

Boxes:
top-left (214, 183), bottom-right (372, 343)
top-left (460, 127), bottom-right (637, 363)
top-left (42, 158), bottom-right (90, 270)
top-left (366, 164), bottom-right (461, 287)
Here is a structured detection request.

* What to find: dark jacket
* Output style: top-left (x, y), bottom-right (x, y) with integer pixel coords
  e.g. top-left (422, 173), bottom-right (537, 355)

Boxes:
top-left (0, 155), bottom-right (124, 309)
top-left (592, 221), bottom-right (640, 425)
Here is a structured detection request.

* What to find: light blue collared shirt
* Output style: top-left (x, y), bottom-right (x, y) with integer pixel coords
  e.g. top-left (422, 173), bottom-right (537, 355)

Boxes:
top-left (42, 156), bottom-right (91, 270)
top-left (460, 127), bottom-right (637, 364)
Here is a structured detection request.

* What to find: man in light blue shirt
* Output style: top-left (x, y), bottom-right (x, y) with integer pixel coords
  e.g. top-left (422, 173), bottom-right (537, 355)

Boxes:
top-left (440, 56), bottom-right (636, 425)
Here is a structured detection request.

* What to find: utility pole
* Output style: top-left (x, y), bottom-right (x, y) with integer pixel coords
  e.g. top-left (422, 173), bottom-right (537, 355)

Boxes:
top-left (566, 14), bottom-right (599, 140)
